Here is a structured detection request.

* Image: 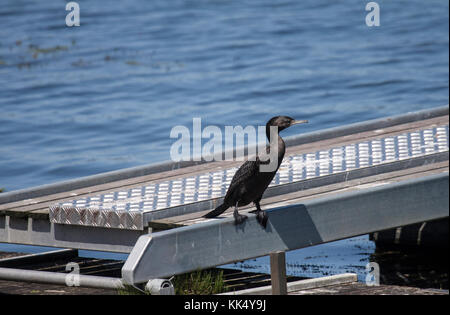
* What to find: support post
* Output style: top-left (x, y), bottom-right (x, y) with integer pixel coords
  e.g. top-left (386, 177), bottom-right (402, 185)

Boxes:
top-left (270, 251), bottom-right (287, 295)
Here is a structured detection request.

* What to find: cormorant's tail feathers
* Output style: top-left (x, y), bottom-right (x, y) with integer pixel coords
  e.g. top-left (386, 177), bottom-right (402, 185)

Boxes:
top-left (203, 203), bottom-right (229, 218)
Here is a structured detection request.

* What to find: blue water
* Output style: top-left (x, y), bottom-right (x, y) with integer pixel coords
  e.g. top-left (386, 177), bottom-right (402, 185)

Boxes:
top-left (0, 0), bottom-right (448, 281)
top-left (224, 235), bottom-right (376, 282)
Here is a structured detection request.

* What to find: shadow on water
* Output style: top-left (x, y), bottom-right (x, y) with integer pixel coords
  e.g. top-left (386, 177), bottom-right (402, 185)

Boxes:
top-left (369, 218), bottom-right (449, 289)
top-left (370, 244), bottom-right (448, 290)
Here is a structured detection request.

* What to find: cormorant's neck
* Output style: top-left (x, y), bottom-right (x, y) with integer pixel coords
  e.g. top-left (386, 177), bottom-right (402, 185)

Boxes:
top-left (266, 124), bottom-right (280, 142)
top-left (266, 125), bottom-right (286, 165)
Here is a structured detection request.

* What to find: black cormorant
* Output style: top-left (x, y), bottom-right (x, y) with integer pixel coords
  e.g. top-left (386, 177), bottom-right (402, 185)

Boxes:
top-left (203, 116), bottom-right (308, 228)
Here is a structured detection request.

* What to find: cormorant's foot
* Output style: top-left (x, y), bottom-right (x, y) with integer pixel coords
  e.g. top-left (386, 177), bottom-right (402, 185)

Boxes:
top-left (233, 213), bottom-right (248, 225)
top-left (256, 211), bottom-right (268, 228)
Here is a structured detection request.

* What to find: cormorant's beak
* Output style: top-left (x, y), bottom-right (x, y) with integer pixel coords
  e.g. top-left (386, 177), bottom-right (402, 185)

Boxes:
top-left (291, 120), bottom-right (308, 126)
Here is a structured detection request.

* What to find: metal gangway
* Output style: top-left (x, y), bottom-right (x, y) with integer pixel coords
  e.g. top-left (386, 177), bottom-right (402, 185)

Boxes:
top-left (0, 106), bottom-right (448, 293)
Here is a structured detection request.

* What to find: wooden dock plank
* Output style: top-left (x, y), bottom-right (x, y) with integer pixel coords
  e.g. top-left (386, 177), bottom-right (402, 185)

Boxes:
top-left (0, 251), bottom-right (446, 295)
top-left (288, 282), bottom-right (448, 295)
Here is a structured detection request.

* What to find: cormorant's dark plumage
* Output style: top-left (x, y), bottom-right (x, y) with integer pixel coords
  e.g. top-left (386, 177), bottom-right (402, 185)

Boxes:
top-left (203, 116), bottom-right (308, 228)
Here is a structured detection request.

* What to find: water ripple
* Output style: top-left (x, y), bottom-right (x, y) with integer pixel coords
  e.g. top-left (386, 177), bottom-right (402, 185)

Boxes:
top-left (0, 0), bottom-right (448, 192)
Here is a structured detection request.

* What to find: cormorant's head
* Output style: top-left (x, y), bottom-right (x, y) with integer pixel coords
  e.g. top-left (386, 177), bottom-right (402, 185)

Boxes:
top-left (266, 116), bottom-right (308, 133)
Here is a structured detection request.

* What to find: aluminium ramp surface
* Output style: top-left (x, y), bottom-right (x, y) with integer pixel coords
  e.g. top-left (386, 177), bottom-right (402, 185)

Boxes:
top-left (49, 115), bottom-right (449, 230)
top-left (121, 173), bottom-right (449, 283)
top-left (0, 106), bottom-right (448, 253)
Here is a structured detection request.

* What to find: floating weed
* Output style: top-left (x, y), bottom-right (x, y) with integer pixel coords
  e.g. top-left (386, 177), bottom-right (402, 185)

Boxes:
top-left (125, 60), bottom-right (140, 66)
top-left (29, 45), bottom-right (68, 54)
